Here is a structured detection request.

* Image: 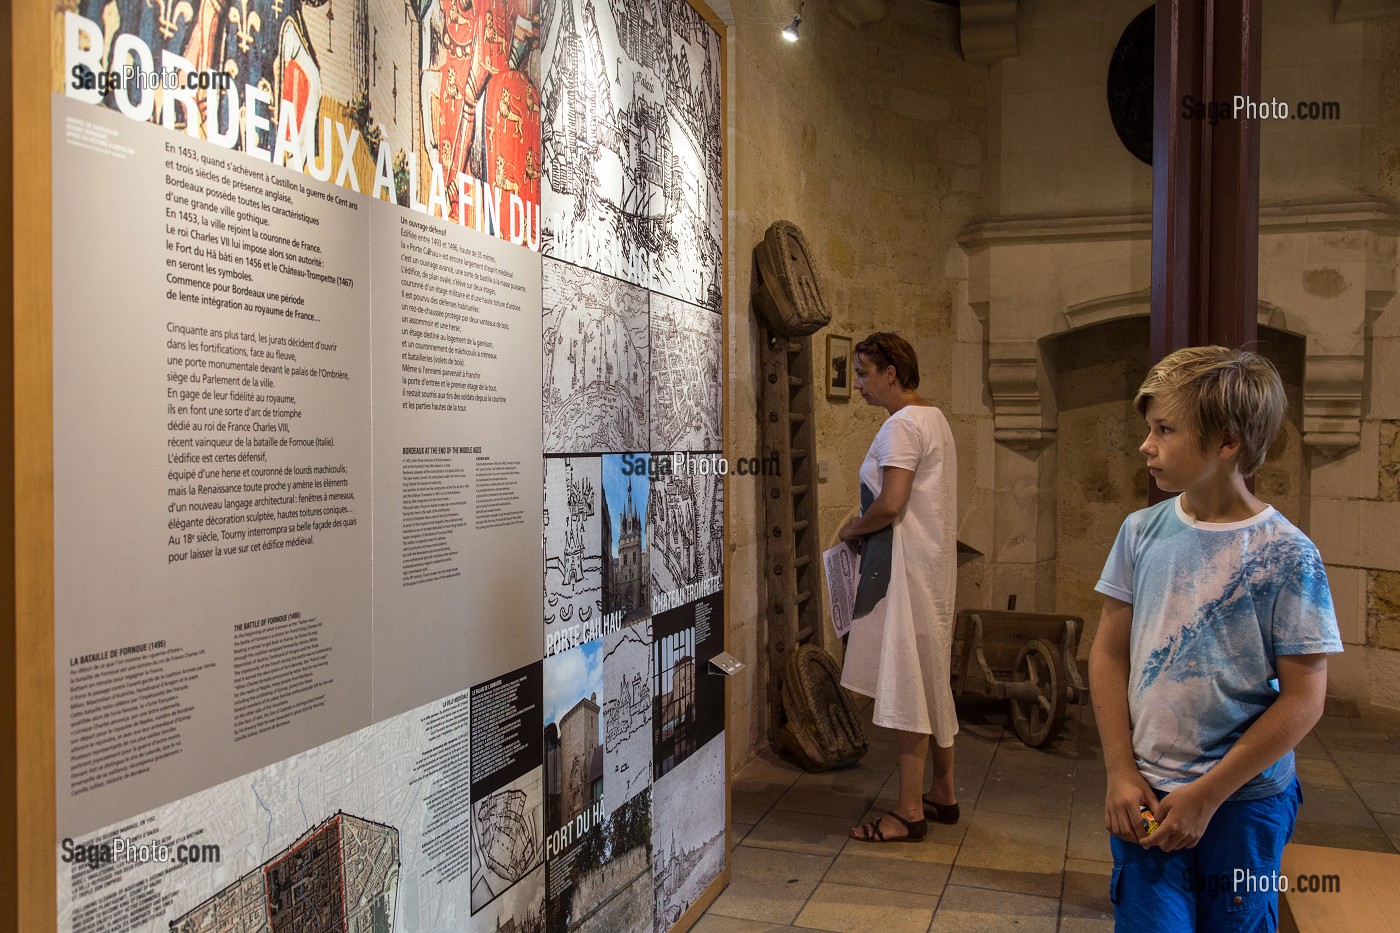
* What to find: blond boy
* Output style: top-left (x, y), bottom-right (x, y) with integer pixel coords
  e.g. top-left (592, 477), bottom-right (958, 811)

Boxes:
top-left (1090, 347), bottom-right (1342, 932)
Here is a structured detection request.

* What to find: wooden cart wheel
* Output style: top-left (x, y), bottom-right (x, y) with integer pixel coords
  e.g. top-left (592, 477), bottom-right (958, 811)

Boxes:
top-left (1009, 638), bottom-right (1067, 747)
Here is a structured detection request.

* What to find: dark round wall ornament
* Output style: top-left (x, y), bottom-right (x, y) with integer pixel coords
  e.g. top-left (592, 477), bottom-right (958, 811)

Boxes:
top-left (1107, 5), bottom-right (1155, 165)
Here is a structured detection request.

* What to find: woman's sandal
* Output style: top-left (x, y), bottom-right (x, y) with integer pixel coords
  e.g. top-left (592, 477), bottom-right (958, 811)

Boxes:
top-left (922, 795), bottom-right (960, 825)
top-left (850, 811), bottom-right (927, 843)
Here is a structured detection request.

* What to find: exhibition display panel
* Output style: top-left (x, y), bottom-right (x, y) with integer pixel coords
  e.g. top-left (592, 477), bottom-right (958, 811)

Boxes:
top-left (11, 0), bottom-right (728, 928)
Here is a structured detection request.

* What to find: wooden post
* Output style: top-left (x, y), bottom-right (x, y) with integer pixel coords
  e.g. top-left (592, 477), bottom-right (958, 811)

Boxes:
top-left (1149, 0), bottom-right (1262, 501)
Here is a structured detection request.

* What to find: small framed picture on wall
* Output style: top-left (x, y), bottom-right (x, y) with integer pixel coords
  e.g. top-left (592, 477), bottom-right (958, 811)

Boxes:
top-left (826, 334), bottom-right (853, 399)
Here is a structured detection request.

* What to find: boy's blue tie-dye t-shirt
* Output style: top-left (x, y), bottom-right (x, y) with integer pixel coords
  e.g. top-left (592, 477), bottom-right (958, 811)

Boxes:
top-left (1095, 497), bottom-right (1343, 801)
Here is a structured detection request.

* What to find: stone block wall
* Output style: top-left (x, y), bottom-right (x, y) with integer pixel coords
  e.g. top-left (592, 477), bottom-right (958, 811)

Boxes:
top-left (956, 0), bottom-right (1400, 715)
top-left (726, 0), bottom-right (987, 767)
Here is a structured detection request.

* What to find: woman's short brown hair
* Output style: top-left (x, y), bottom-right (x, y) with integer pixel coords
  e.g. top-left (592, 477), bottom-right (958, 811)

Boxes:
top-left (855, 332), bottom-right (920, 390)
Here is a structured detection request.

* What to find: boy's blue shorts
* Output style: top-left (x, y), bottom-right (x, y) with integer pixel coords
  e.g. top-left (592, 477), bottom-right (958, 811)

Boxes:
top-left (1108, 777), bottom-right (1302, 933)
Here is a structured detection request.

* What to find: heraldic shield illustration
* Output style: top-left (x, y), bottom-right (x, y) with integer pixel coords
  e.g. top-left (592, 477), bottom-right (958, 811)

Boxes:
top-left (59, 0), bottom-right (542, 241)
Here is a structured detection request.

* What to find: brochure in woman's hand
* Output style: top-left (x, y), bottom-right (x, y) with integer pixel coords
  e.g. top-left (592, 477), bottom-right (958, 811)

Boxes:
top-left (823, 541), bottom-right (859, 637)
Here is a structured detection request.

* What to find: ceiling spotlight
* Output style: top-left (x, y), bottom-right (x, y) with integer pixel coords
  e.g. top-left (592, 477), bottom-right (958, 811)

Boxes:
top-left (782, 0), bottom-right (804, 41)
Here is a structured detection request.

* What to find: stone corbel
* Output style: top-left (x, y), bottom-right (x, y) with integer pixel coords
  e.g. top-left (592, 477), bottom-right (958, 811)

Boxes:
top-left (960, 0), bottom-right (1018, 65)
top-left (988, 353), bottom-right (1053, 449)
top-left (1303, 345), bottom-right (1365, 456)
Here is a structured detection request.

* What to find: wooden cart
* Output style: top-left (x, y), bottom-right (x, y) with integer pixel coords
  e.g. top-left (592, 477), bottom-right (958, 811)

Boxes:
top-left (950, 610), bottom-right (1090, 747)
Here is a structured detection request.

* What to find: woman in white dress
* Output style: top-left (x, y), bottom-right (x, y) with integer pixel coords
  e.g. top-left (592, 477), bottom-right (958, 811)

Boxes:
top-left (838, 332), bottom-right (959, 842)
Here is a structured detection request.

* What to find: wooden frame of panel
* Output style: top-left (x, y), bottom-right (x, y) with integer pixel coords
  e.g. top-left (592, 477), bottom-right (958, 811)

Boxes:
top-left (3, 0), bottom-right (58, 929)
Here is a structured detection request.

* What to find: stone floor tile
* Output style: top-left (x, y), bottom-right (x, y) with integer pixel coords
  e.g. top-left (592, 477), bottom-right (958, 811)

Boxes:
top-left (1375, 813), bottom-right (1400, 850)
top-left (1352, 781), bottom-right (1400, 816)
top-left (927, 884), bottom-right (1059, 933)
top-left (743, 810), bottom-right (861, 857)
top-left (974, 770), bottom-right (1076, 818)
top-left (732, 822), bottom-right (753, 849)
top-left (1058, 917), bottom-right (1117, 933)
top-left (1295, 756), bottom-right (1349, 789)
top-left (1066, 788), bottom-right (1111, 863)
top-left (1290, 821), bottom-right (1398, 853)
top-left (1328, 749), bottom-right (1400, 783)
top-left (1360, 705), bottom-right (1400, 731)
top-left (948, 810), bottom-right (1068, 897)
top-left (734, 782), bottom-right (794, 825)
top-left (1315, 730), bottom-right (1400, 753)
top-left (706, 847), bottom-right (832, 925)
top-left (792, 881), bottom-right (938, 933)
top-left (987, 742), bottom-right (1079, 784)
top-left (1060, 857), bottom-right (1113, 921)
top-left (826, 847), bottom-right (952, 896)
top-left (788, 765), bottom-right (889, 797)
top-left (1294, 733), bottom-right (1329, 759)
top-left (773, 783), bottom-right (874, 821)
top-left (1296, 786), bottom-right (1385, 829)
top-left (738, 751), bottom-right (808, 787)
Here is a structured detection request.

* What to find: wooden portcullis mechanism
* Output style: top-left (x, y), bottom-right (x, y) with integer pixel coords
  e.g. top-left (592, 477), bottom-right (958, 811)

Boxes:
top-left (752, 221), bottom-right (867, 769)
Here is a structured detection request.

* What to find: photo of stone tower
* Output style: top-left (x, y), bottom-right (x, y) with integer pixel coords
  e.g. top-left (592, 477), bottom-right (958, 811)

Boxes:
top-left (602, 457), bottom-right (650, 621)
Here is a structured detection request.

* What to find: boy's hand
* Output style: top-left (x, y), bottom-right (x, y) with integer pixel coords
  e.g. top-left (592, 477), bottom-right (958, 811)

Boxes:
top-left (1104, 772), bottom-right (1158, 843)
top-left (1140, 783), bottom-right (1222, 852)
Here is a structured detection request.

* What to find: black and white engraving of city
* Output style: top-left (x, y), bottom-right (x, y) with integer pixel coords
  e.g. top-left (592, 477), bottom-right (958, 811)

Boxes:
top-left (649, 293), bottom-right (721, 451)
top-left (650, 734), bottom-right (724, 932)
top-left (545, 457), bottom-right (605, 656)
top-left (475, 864), bottom-right (547, 933)
top-left (471, 769), bottom-right (546, 914)
top-left (539, 0), bottom-right (723, 311)
top-left (648, 467), bottom-right (722, 613)
top-left (543, 259), bottom-right (650, 454)
top-left (602, 620), bottom-right (652, 818)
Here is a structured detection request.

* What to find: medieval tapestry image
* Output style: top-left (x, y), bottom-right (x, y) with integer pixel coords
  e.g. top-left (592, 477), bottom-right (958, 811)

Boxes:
top-left (59, 0), bottom-right (543, 241)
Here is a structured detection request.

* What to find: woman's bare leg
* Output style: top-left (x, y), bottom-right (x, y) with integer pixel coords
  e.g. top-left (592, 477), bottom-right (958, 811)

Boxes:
top-left (852, 728), bottom-right (929, 840)
top-left (894, 728), bottom-right (930, 821)
top-left (925, 737), bottom-right (956, 805)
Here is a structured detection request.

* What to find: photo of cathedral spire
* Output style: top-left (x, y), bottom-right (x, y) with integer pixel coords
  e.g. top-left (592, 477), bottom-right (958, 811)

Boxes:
top-left (601, 455), bottom-right (650, 621)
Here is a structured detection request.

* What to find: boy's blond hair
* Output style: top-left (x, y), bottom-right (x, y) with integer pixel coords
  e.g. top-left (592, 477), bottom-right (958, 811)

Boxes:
top-left (1133, 346), bottom-right (1285, 477)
